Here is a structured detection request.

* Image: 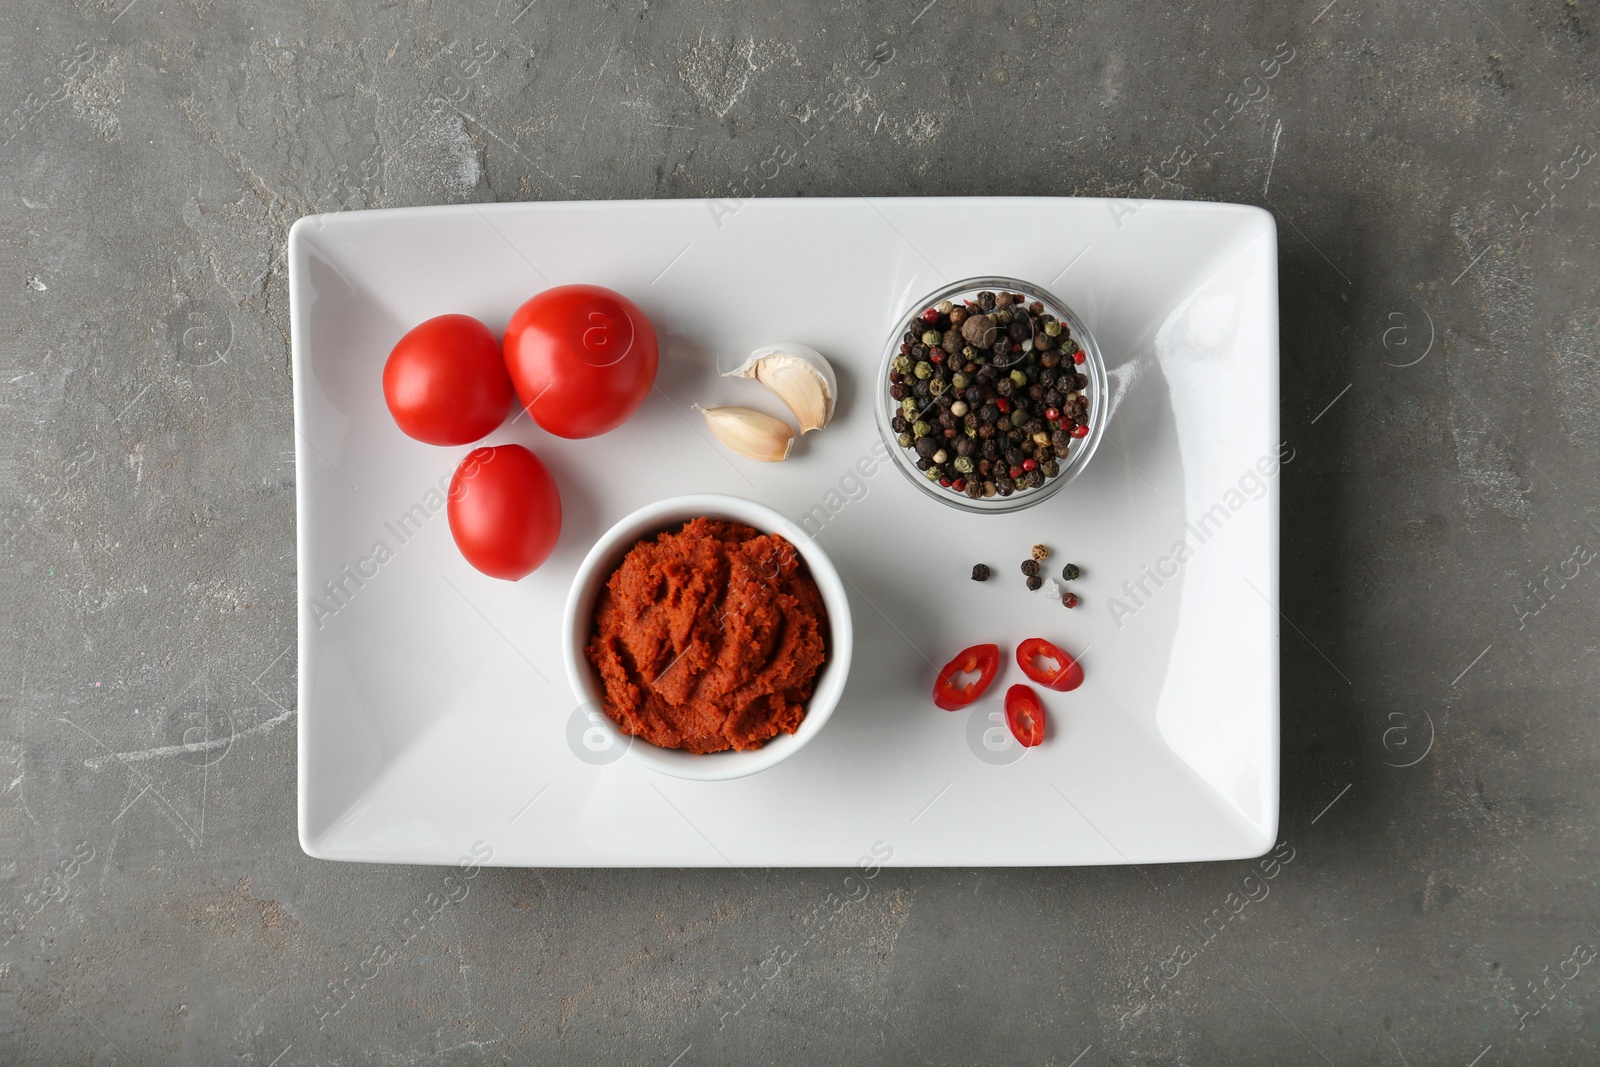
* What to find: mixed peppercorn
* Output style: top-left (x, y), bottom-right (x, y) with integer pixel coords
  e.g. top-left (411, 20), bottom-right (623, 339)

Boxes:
top-left (970, 544), bottom-right (1084, 607)
top-left (887, 289), bottom-right (1091, 500)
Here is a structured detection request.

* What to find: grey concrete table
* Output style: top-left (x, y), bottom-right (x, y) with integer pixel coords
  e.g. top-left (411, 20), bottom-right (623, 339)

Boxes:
top-left (3, 0), bottom-right (1597, 1063)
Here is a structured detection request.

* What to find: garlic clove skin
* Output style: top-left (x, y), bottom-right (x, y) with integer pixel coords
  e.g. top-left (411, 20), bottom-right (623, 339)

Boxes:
top-left (694, 404), bottom-right (795, 462)
top-left (723, 343), bottom-right (837, 433)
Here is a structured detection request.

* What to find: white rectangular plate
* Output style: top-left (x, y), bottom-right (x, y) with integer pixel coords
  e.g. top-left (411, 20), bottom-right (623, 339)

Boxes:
top-left (290, 196), bottom-right (1280, 867)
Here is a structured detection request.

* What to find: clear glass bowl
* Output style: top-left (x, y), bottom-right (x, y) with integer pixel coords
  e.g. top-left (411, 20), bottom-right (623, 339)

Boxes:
top-left (874, 275), bottom-right (1109, 514)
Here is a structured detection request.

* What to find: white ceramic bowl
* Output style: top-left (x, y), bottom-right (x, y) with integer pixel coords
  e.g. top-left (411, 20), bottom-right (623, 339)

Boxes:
top-left (562, 494), bottom-right (853, 781)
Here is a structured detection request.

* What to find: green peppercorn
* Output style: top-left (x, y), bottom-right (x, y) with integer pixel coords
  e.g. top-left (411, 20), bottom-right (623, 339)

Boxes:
top-left (925, 466), bottom-right (943, 481)
top-left (1010, 369), bottom-right (1028, 387)
top-left (1061, 563), bottom-right (1081, 581)
top-left (900, 397), bottom-right (917, 418)
top-left (931, 377), bottom-right (950, 396)
top-left (937, 300), bottom-right (955, 314)
top-left (951, 372), bottom-right (970, 390)
top-left (1044, 320), bottom-right (1062, 337)
top-left (912, 419), bottom-right (932, 437)
top-left (893, 355), bottom-right (913, 375)
top-left (962, 345), bottom-right (978, 360)
top-left (913, 361), bottom-right (933, 379)
top-left (1041, 459), bottom-right (1060, 478)
top-left (954, 455), bottom-right (974, 474)
top-left (1014, 476), bottom-right (1028, 491)
top-left (922, 329), bottom-right (942, 346)
top-left (897, 431), bottom-right (913, 448)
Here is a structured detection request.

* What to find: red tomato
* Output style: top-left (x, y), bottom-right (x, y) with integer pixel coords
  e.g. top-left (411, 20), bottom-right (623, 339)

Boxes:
top-left (933, 643), bottom-right (1002, 711)
top-left (447, 445), bottom-right (561, 580)
top-left (383, 314), bottom-right (514, 445)
top-left (1004, 684), bottom-right (1047, 747)
top-left (1016, 637), bottom-right (1084, 692)
top-left (502, 284), bottom-right (659, 439)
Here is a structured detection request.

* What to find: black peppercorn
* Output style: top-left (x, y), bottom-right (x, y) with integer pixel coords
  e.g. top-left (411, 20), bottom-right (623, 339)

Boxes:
top-left (995, 378), bottom-right (1014, 398)
top-left (1025, 574), bottom-right (1043, 591)
top-left (915, 456), bottom-right (932, 471)
top-left (1024, 469), bottom-right (1044, 489)
top-left (963, 412), bottom-right (979, 429)
top-left (977, 291), bottom-right (996, 311)
top-left (1021, 559), bottom-right (1040, 577)
top-left (955, 437), bottom-right (974, 456)
top-left (1061, 563), bottom-right (1081, 582)
top-left (971, 563), bottom-right (990, 581)
top-left (965, 480), bottom-right (983, 499)
top-left (891, 415), bottom-right (908, 432)
top-left (915, 437), bottom-right (938, 459)
top-left (996, 480), bottom-right (1013, 497)
top-left (890, 384), bottom-right (908, 401)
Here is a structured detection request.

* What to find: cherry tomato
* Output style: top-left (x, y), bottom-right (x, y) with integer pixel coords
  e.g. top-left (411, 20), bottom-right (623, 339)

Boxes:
top-left (382, 314), bottom-right (514, 445)
top-left (447, 445), bottom-right (561, 580)
top-left (1016, 637), bottom-right (1084, 692)
top-left (933, 643), bottom-right (1002, 711)
top-left (502, 284), bottom-right (659, 439)
top-left (1003, 683), bottom-right (1047, 747)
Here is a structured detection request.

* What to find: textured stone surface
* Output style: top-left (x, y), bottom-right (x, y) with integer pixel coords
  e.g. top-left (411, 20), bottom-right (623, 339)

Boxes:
top-left (3, 0), bottom-right (1598, 1063)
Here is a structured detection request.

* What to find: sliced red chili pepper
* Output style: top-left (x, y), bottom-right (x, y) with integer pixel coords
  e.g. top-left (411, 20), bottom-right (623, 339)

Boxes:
top-left (932, 643), bottom-right (1001, 711)
top-left (1004, 683), bottom-right (1047, 747)
top-left (1015, 637), bottom-right (1085, 692)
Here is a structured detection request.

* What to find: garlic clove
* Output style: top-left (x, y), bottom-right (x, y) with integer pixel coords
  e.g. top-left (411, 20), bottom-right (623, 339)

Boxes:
top-left (694, 404), bottom-right (795, 462)
top-left (723, 343), bottom-right (837, 433)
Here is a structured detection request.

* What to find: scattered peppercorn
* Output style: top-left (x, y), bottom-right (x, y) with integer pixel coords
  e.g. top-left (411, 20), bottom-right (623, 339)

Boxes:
top-left (1020, 559), bottom-right (1040, 577)
top-left (1025, 574), bottom-right (1043, 591)
top-left (1031, 544), bottom-right (1049, 561)
top-left (1060, 563), bottom-right (1081, 582)
top-left (1061, 591), bottom-right (1079, 608)
top-left (971, 563), bottom-right (990, 582)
